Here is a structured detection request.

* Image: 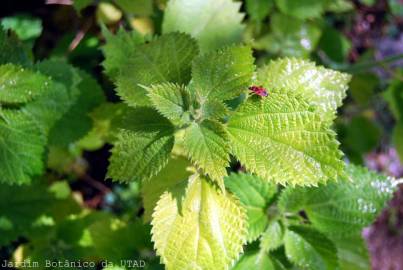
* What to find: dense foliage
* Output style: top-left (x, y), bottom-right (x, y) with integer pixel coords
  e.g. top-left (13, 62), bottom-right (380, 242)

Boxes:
top-left (0, 0), bottom-right (402, 269)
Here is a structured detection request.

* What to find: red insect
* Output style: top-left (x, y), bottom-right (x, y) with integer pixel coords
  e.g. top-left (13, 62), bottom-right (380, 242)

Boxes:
top-left (248, 85), bottom-right (268, 97)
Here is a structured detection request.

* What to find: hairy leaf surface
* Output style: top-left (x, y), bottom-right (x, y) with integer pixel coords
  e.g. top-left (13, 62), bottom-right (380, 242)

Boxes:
top-left (0, 64), bottom-right (50, 104)
top-left (227, 91), bottom-right (344, 186)
top-left (183, 120), bottom-right (230, 188)
top-left (151, 175), bottom-right (247, 270)
top-left (192, 46), bottom-right (254, 102)
top-left (146, 82), bottom-right (190, 123)
top-left (108, 107), bottom-right (174, 182)
top-left (116, 33), bottom-right (198, 107)
top-left (101, 26), bottom-right (144, 79)
top-left (258, 58), bottom-right (351, 120)
top-left (0, 110), bottom-right (45, 184)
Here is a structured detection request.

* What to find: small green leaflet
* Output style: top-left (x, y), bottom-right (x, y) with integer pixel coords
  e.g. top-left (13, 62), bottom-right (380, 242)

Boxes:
top-left (225, 173), bottom-right (277, 242)
top-left (151, 175), bottom-right (247, 270)
top-left (227, 90), bottom-right (344, 186)
top-left (284, 226), bottom-right (339, 270)
top-left (0, 63), bottom-right (50, 104)
top-left (260, 220), bottom-right (284, 252)
top-left (141, 156), bottom-right (192, 222)
top-left (163, 0), bottom-right (245, 52)
top-left (279, 165), bottom-right (396, 236)
top-left (146, 82), bottom-right (190, 123)
top-left (258, 58), bottom-right (351, 120)
top-left (192, 46), bottom-right (254, 102)
top-left (107, 107), bottom-right (175, 182)
top-left (183, 120), bottom-right (230, 188)
top-left (115, 33), bottom-right (198, 107)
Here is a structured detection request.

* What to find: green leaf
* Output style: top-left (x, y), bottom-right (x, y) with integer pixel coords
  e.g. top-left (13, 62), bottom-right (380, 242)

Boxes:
top-left (192, 45), bottom-right (254, 102)
top-left (260, 221), bottom-right (284, 252)
top-left (115, 33), bottom-right (198, 107)
top-left (33, 59), bottom-right (105, 145)
top-left (331, 234), bottom-right (370, 270)
top-left (274, 0), bottom-right (326, 19)
top-left (89, 217), bottom-right (153, 263)
top-left (284, 226), bottom-right (339, 270)
top-left (1, 15), bottom-right (42, 41)
top-left (245, 0), bottom-right (273, 22)
top-left (0, 180), bottom-right (79, 245)
top-left (76, 102), bottom-right (127, 150)
top-left (0, 110), bottom-right (45, 185)
top-left (141, 156), bottom-right (192, 222)
top-left (151, 175), bottom-right (247, 270)
top-left (232, 250), bottom-right (276, 270)
top-left (227, 90), bottom-right (344, 186)
top-left (279, 165), bottom-right (396, 236)
top-left (163, 0), bottom-right (244, 52)
top-left (0, 64), bottom-right (50, 104)
top-left (254, 13), bottom-right (321, 58)
top-left (101, 26), bottom-right (143, 79)
top-left (349, 73), bottom-right (379, 106)
top-left (107, 107), bottom-right (175, 182)
top-left (0, 26), bottom-right (31, 66)
top-left (183, 120), bottom-right (230, 188)
top-left (318, 27), bottom-right (351, 63)
top-left (201, 100), bottom-right (230, 120)
top-left (225, 173), bottom-right (277, 241)
top-left (343, 116), bottom-right (381, 154)
top-left (48, 70), bottom-right (105, 146)
top-left (257, 58), bottom-right (351, 120)
top-left (146, 82), bottom-right (190, 123)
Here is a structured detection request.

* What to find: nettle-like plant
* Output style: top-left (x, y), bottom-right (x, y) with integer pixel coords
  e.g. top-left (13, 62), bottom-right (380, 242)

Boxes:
top-left (0, 1), bottom-right (397, 270)
top-left (100, 2), bottom-right (396, 270)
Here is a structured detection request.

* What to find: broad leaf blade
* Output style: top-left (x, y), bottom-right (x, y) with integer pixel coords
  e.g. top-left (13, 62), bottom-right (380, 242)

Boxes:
top-left (163, 0), bottom-right (245, 52)
top-left (183, 120), bottom-right (230, 188)
top-left (279, 165), bottom-right (396, 236)
top-left (284, 226), bottom-right (338, 270)
top-left (115, 33), bottom-right (198, 107)
top-left (151, 175), bottom-right (247, 270)
top-left (227, 90), bottom-right (344, 186)
top-left (141, 156), bottom-right (192, 222)
top-left (0, 63), bottom-right (50, 104)
top-left (192, 46), bottom-right (254, 102)
top-left (258, 58), bottom-right (351, 120)
top-left (0, 110), bottom-right (45, 185)
top-left (101, 26), bottom-right (143, 79)
top-left (225, 173), bottom-right (277, 241)
top-left (107, 107), bottom-right (175, 182)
